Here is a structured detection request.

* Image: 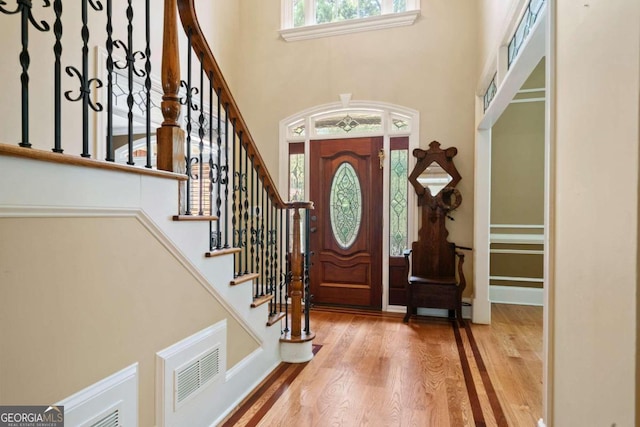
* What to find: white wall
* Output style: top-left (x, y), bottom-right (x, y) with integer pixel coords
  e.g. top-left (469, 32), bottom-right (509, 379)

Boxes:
top-left (552, 0), bottom-right (639, 425)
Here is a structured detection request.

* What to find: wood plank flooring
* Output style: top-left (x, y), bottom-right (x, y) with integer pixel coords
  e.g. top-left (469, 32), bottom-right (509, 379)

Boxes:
top-left (222, 304), bottom-right (542, 427)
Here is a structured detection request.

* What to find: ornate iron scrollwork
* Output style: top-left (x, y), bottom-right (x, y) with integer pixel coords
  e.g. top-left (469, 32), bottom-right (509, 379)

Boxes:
top-left (1, 0), bottom-right (51, 147)
top-left (64, 67), bottom-right (103, 112)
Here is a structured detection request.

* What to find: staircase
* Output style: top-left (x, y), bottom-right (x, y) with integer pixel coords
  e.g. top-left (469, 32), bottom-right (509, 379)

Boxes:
top-left (0, 0), bottom-right (313, 424)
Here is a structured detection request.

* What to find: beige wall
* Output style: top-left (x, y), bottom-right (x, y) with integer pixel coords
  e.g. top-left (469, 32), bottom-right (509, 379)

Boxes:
top-left (476, 0), bottom-right (525, 82)
top-left (0, 216), bottom-right (258, 426)
top-left (232, 0), bottom-right (478, 295)
top-left (201, 1), bottom-right (240, 88)
top-left (491, 100), bottom-right (545, 225)
top-left (553, 0), bottom-right (639, 425)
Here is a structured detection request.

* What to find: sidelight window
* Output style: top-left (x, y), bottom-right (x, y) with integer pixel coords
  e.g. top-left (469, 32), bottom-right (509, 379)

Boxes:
top-left (389, 138), bottom-right (408, 256)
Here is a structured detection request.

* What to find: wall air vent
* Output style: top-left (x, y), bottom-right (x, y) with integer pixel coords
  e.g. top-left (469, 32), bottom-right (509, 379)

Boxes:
top-left (175, 347), bottom-right (221, 405)
top-left (90, 409), bottom-right (119, 427)
top-left (157, 320), bottom-right (227, 426)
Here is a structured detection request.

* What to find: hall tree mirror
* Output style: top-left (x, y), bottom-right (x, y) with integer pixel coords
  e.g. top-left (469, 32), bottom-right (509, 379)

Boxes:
top-left (417, 161), bottom-right (454, 196)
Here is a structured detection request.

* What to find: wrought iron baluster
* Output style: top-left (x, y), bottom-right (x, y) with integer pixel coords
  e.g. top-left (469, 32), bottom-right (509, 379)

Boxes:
top-left (259, 182), bottom-right (265, 295)
top-left (211, 88), bottom-right (222, 249)
top-left (144, 0), bottom-right (151, 168)
top-left (52, 0), bottom-right (62, 153)
top-left (179, 30), bottom-right (198, 215)
top-left (249, 163), bottom-right (260, 297)
top-left (208, 71), bottom-right (213, 218)
top-left (208, 70), bottom-right (214, 250)
top-left (65, 0), bottom-right (104, 157)
top-left (268, 200), bottom-right (275, 314)
top-left (304, 208), bottom-right (311, 333)
top-left (197, 55), bottom-right (205, 216)
top-left (231, 120), bottom-right (239, 273)
top-left (242, 141), bottom-right (249, 275)
top-left (284, 209), bottom-right (291, 333)
top-left (104, 0), bottom-right (114, 160)
top-left (275, 207), bottom-right (282, 315)
top-left (0, 0), bottom-right (51, 149)
top-left (114, 0), bottom-right (146, 165)
top-left (223, 103), bottom-right (230, 248)
top-left (251, 162), bottom-right (257, 297)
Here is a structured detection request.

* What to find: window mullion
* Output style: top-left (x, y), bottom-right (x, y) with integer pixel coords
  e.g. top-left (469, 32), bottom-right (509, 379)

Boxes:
top-left (283, 0), bottom-right (292, 28)
top-left (306, 0), bottom-right (315, 25)
top-left (381, 0), bottom-right (393, 14)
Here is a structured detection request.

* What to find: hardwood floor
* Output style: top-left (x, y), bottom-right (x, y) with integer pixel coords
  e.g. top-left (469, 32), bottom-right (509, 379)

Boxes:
top-left (223, 304), bottom-right (542, 427)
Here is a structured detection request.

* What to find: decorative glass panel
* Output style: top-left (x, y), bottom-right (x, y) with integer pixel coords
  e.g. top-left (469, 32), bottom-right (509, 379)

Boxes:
top-left (484, 73), bottom-right (497, 112)
top-left (389, 149), bottom-right (408, 256)
top-left (314, 112), bottom-right (382, 135)
top-left (289, 150), bottom-right (305, 251)
top-left (289, 153), bottom-right (305, 201)
top-left (330, 162), bottom-right (362, 249)
top-left (390, 113), bottom-right (411, 133)
top-left (508, 0), bottom-right (547, 68)
top-left (287, 120), bottom-right (306, 139)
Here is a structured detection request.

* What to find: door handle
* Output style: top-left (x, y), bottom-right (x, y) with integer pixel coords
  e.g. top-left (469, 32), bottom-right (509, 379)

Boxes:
top-left (310, 227), bottom-right (317, 233)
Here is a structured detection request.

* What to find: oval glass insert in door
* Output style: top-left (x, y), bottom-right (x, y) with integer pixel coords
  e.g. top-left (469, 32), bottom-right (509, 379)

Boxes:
top-left (329, 162), bottom-right (362, 249)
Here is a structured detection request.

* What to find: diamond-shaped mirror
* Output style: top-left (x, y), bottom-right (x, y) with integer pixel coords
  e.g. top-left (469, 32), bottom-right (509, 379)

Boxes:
top-left (417, 161), bottom-right (453, 196)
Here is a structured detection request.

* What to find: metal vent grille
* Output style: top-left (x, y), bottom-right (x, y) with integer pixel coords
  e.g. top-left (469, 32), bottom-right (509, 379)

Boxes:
top-left (90, 409), bottom-right (119, 427)
top-left (175, 347), bottom-right (221, 405)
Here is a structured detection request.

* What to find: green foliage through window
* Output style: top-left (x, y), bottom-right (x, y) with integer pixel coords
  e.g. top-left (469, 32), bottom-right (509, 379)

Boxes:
top-left (316, 0), bottom-right (382, 24)
top-left (293, 0), bottom-right (305, 27)
top-left (393, 0), bottom-right (406, 13)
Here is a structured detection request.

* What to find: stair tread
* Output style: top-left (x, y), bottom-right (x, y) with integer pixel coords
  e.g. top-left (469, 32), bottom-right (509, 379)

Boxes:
top-left (173, 214), bottom-right (219, 221)
top-left (206, 247), bottom-right (241, 258)
top-left (231, 272), bottom-right (260, 286)
top-left (267, 312), bottom-right (286, 326)
top-left (251, 294), bottom-right (274, 308)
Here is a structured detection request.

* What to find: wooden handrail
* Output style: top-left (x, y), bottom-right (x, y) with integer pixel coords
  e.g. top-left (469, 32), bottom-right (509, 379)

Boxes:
top-left (176, 0), bottom-right (288, 209)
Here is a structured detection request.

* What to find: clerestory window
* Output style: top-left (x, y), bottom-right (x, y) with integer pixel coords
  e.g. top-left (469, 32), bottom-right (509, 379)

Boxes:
top-left (280, 0), bottom-right (420, 41)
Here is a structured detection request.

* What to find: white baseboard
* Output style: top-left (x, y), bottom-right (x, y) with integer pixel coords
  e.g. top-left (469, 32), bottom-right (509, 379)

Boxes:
top-left (209, 351), bottom-right (280, 427)
top-left (490, 285), bottom-right (544, 306)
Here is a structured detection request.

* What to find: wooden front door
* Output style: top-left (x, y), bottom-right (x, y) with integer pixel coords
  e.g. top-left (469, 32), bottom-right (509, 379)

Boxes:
top-left (309, 137), bottom-right (383, 308)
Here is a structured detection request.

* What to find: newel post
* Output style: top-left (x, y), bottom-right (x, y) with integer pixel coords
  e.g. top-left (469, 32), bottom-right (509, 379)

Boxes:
top-left (290, 207), bottom-right (304, 338)
top-left (280, 202), bottom-right (315, 363)
top-left (157, 0), bottom-right (185, 174)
